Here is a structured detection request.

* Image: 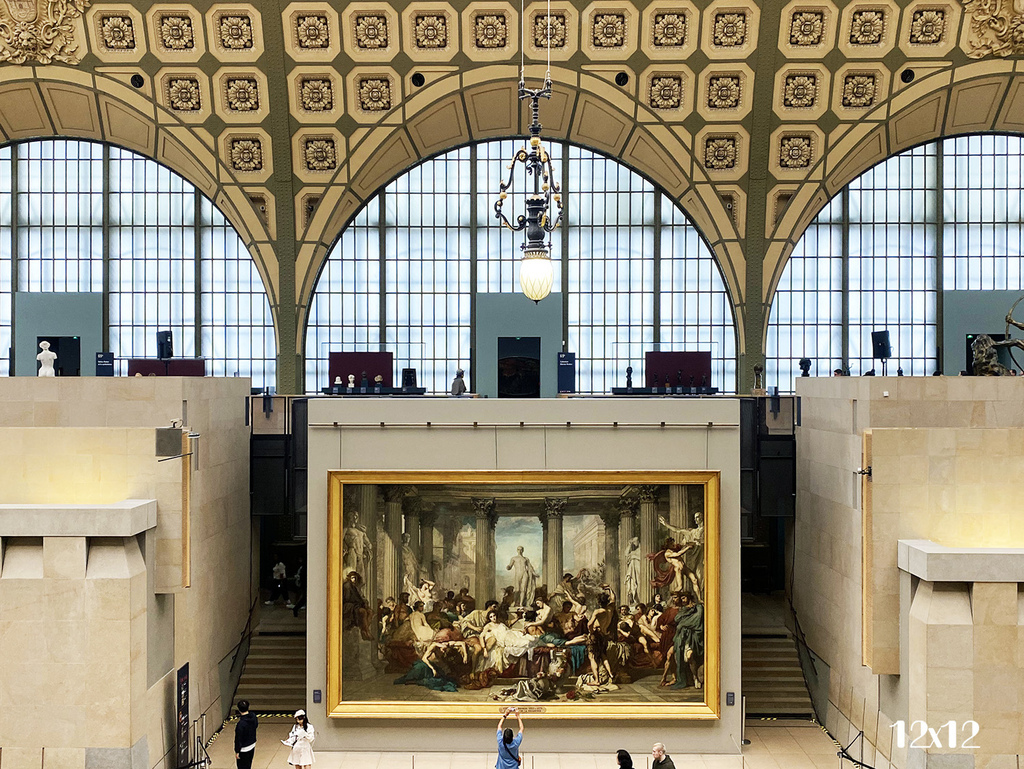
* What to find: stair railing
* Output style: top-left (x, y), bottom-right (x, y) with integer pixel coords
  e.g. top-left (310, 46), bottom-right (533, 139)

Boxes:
top-left (226, 593), bottom-right (262, 709)
top-left (785, 590), bottom-right (818, 676)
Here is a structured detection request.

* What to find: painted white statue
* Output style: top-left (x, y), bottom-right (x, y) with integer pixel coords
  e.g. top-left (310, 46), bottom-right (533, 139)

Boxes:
top-left (37, 340), bottom-right (56, 377)
top-left (506, 545), bottom-right (538, 606)
top-left (623, 536), bottom-right (641, 605)
top-left (342, 510), bottom-right (373, 578)
top-left (400, 531), bottom-right (420, 588)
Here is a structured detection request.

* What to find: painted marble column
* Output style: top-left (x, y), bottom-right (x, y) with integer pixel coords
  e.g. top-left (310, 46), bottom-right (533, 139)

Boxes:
top-left (473, 498), bottom-right (496, 602)
top-left (637, 485), bottom-right (660, 604)
top-left (544, 498), bottom-right (565, 591)
top-left (600, 509), bottom-right (620, 601)
top-left (403, 493), bottom-right (422, 582)
top-left (669, 485), bottom-right (686, 529)
top-left (441, 514), bottom-right (461, 590)
top-left (420, 504), bottom-right (437, 581)
top-left (617, 495), bottom-right (638, 603)
top-left (357, 484), bottom-right (379, 603)
top-left (539, 509), bottom-right (550, 589)
top-left (381, 485), bottom-right (407, 602)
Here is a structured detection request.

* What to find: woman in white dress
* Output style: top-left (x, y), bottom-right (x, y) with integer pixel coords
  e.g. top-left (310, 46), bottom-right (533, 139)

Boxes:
top-left (282, 709), bottom-right (315, 767)
top-left (479, 610), bottom-right (539, 671)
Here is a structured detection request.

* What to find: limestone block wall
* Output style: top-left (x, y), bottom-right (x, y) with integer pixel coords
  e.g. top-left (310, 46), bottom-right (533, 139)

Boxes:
top-left (0, 536), bottom-right (147, 769)
top-left (306, 397), bottom-right (742, 754)
top-left (0, 378), bottom-right (252, 769)
top-left (795, 376), bottom-right (1024, 769)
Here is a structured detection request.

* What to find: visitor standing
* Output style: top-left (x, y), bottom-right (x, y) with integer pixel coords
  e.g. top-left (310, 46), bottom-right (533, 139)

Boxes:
top-left (495, 707), bottom-right (524, 769)
top-left (652, 743), bottom-right (676, 769)
top-left (616, 750), bottom-right (633, 769)
top-left (233, 700), bottom-right (258, 769)
top-left (265, 555), bottom-right (287, 605)
top-left (282, 710), bottom-right (315, 768)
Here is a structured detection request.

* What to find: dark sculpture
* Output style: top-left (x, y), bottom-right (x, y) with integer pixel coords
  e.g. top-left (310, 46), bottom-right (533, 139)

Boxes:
top-left (971, 298), bottom-right (1024, 376)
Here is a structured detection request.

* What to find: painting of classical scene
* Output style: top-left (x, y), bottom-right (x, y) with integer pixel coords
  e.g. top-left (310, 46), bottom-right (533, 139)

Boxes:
top-left (328, 472), bottom-right (719, 717)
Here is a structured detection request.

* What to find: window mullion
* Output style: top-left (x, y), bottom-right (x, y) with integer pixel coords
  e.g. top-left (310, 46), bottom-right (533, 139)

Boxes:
top-left (102, 145), bottom-right (111, 352)
top-left (935, 140), bottom-right (944, 371)
top-left (841, 187), bottom-right (850, 372)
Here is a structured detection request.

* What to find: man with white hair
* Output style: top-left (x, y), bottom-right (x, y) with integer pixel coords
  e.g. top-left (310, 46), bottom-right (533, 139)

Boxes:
top-left (652, 743), bottom-right (676, 769)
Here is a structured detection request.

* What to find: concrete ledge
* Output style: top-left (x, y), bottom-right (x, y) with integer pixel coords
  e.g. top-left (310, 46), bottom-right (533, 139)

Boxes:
top-left (0, 499), bottom-right (157, 536)
top-left (898, 538), bottom-right (1024, 582)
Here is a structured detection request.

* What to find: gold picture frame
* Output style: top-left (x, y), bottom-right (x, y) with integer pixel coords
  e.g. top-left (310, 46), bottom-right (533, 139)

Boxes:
top-left (327, 470), bottom-right (720, 718)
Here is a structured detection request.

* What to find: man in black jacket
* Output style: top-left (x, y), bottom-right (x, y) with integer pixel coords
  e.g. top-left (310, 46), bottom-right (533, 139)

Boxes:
top-left (234, 700), bottom-right (258, 769)
top-left (652, 742), bottom-right (676, 769)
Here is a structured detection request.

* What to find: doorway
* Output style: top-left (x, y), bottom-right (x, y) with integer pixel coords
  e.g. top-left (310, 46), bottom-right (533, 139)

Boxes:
top-left (497, 337), bottom-right (541, 397)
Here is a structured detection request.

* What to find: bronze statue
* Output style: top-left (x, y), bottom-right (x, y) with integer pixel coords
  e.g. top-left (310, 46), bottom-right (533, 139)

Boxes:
top-left (971, 297), bottom-right (1024, 375)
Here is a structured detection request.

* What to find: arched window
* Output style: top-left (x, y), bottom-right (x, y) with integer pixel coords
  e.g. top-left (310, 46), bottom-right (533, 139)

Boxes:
top-left (306, 140), bottom-right (737, 394)
top-left (768, 134), bottom-right (1024, 391)
top-left (0, 140), bottom-right (276, 386)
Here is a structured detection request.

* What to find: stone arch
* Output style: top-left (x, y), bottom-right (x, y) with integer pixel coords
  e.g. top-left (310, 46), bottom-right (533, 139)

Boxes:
top-left (0, 70), bottom-right (280, 316)
top-left (760, 62), bottom-right (1024, 341)
top-left (293, 65), bottom-right (744, 353)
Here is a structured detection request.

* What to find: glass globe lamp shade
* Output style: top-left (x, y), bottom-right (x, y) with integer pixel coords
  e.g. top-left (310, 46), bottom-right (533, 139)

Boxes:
top-left (519, 251), bottom-right (553, 302)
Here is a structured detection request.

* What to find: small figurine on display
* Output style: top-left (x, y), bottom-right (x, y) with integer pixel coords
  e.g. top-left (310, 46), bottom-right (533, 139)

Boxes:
top-left (37, 340), bottom-right (56, 377)
top-left (450, 368), bottom-right (467, 397)
top-left (360, 371), bottom-right (369, 388)
top-left (347, 374), bottom-right (356, 389)
top-left (625, 366), bottom-right (633, 389)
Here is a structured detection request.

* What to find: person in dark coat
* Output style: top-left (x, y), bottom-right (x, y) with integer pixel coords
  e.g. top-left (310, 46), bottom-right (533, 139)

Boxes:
top-left (652, 743), bottom-right (676, 769)
top-left (234, 700), bottom-right (258, 769)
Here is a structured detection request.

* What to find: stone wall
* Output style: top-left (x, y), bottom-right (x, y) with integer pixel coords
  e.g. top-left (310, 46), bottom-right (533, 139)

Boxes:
top-left (795, 376), bottom-right (1024, 769)
top-left (0, 378), bottom-right (252, 769)
top-left (305, 397), bottom-right (743, 754)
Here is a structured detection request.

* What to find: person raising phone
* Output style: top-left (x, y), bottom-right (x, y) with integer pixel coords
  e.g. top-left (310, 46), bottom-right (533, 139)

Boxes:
top-left (496, 707), bottom-right (524, 769)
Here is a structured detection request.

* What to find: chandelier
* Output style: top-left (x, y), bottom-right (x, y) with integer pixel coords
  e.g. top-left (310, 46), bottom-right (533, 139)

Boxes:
top-left (493, 3), bottom-right (564, 303)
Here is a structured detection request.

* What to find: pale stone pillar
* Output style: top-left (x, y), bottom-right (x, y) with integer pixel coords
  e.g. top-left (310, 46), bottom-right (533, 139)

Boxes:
top-left (357, 485), bottom-right (379, 603)
top-left (544, 498), bottom-right (565, 590)
top-left (637, 485), bottom-right (659, 604)
top-left (600, 510), bottom-right (619, 601)
top-left (381, 485), bottom-right (407, 601)
top-left (539, 509), bottom-right (550, 589)
top-left (441, 514), bottom-right (460, 589)
top-left (420, 504), bottom-right (437, 581)
top-left (403, 493), bottom-right (422, 581)
top-left (617, 496), bottom-right (637, 602)
top-left (473, 498), bottom-right (496, 601)
top-left (669, 485), bottom-right (686, 528)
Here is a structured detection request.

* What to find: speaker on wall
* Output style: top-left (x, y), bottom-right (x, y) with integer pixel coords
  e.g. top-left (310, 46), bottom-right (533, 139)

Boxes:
top-left (871, 330), bottom-right (891, 360)
top-left (157, 330), bottom-right (173, 360)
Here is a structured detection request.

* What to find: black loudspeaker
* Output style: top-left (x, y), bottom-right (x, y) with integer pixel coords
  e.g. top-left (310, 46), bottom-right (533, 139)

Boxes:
top-left (871, 330), bottom-right (891, 360)
top-left (157, 330), bottom-right (173, 360)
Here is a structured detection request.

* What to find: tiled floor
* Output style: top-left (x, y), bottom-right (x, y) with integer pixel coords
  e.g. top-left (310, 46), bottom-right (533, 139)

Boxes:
top-left (205, 718), bottom-right (842, 769)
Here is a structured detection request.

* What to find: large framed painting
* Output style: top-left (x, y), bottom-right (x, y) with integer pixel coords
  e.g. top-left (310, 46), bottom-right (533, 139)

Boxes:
top-left (327, 470), bottom-right (719, 718)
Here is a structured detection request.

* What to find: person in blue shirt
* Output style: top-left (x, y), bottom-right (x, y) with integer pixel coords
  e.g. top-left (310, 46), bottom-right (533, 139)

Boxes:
top-left (495, 707), bottom-right (524, 769)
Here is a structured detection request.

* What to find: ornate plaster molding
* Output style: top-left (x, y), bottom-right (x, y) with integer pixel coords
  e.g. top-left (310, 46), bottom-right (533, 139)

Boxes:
top-left (0, 0), bottom-right (89, 64)
top-left (963, 0), bottom-right (1024, 58)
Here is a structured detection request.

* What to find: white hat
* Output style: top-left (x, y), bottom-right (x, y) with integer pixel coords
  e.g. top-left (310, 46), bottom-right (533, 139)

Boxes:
top-left (294, 709), bottom-right (305, 717)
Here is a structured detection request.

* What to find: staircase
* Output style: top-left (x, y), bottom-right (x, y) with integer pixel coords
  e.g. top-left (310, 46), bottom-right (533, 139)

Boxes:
top-left (742, 632), bottom-right (814, 718)
top-left (234, 631), bottom-right (306, 713)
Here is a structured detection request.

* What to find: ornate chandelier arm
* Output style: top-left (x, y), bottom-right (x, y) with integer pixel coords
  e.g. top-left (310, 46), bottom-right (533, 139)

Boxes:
top-left (494, 149), bottom-right (531, 230)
